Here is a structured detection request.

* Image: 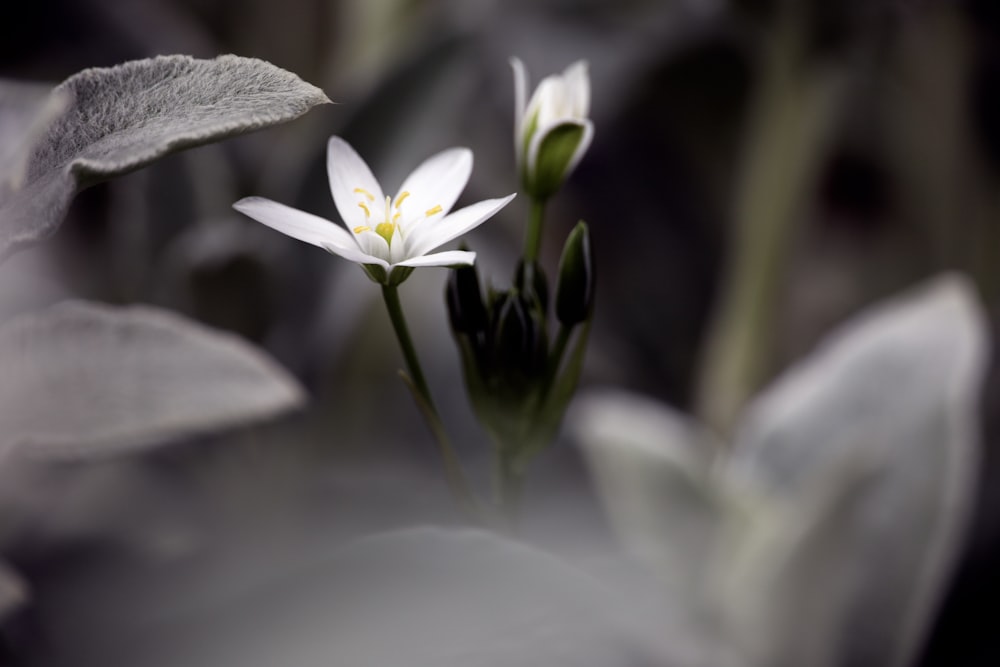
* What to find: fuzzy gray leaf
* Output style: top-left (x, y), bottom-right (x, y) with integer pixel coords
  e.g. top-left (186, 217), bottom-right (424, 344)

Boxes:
top-left (109, 527), bottom-right (670, 667)
top-left (0, 301), bottom-right (306, 458)
top-left (0, 80), bottom-right (68, 189)
top-left (0, 54), bottom-right (330, 260)
top-left (730, 274), bottom-right (988, 667)
top-left (573, 389), bottom-right (726, 608)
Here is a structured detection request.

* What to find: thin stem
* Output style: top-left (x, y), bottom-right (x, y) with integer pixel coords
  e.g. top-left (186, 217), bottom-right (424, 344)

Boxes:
top-left (381, 285), bottom-right (477, 512)
top-left (545, 324), bottom-right (573, 389)
top-left (523, 197), bottom-right (547, 263)
top-left (382, 285), bottom-right (433, 403)
top-left (488, 430), bottom-right (523, 530)
top-left (695, 18), bottom-right (845, 437)
top-left (495, 452), bottom-right (522, 528)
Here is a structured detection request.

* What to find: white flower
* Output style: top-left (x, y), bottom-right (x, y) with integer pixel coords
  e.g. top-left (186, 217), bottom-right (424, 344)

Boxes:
top-left (511, 58), bottom-right (594, 199)
top-left (234, 137), bottom-right (515, 285)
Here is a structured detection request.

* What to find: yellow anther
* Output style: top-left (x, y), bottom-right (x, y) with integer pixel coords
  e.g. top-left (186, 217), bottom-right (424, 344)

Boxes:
top-left (353, 187), bottom-right (375, 201)
top-left (425, 204), bottom-right (443, 217)
top-left (392, 212), bottom-right (402, 223)
top-left (353, 225), bottom-right (371, 234)
top-left (395, 191), bottom-right (411, 208)
top-left (358, 202), bottom-right (371, 218)
top-left (375, 222), bottom-right (395, 244)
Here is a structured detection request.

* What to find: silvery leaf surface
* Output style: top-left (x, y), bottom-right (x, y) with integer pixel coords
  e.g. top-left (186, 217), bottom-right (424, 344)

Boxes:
top-left (728, 274), bottom-right (988, 667)
top-left (71, 527), bottom-right (675, 667)
top-left (0, 80), bottom-right (68, 189)
top-left (0, 54), bottom-right (330, 260)
top-left (0, 300), bottom-right (306, 458)
top-left (573, 390), bottom-right (728, 614)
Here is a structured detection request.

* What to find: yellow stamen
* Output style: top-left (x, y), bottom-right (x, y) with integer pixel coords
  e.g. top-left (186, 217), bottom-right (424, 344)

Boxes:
top-left (392, 212), bottom-right (402, 223)
top-left (353, 187), bottom-right (375, 201)
top-left (425, 204), bottom-right (443, 217)
top-left (358, 202), bottom-right (371, 218)
top-left (353, 225), bottom-right (370, 234)
top-left (395, 191), bottom-right (411, 208)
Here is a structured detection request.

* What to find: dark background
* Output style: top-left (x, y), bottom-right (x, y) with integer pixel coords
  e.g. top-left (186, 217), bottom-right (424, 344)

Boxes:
top-left (2, 0), bottom-right (999, 664)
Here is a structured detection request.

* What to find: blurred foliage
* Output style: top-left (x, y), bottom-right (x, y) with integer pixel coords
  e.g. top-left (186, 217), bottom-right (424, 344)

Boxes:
top-left (3, 0), bottom-right (1000, 664)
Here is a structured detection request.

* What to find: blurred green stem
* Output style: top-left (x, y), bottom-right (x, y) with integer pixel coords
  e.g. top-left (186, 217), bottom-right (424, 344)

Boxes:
top-left (381, 285), bottom-right (477, 512)
top-left (696, 19), bottom-right (845, 437)
top-left (492, 445), bottom-right (523, 528)
top-left (524, 198), bottom-right (547, 263)
top-left (544, 323), bottom-right (573, 393)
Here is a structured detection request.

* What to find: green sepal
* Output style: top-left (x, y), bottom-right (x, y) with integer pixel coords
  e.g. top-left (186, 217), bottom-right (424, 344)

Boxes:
top-left (527, 121), bottom-right (587, 199)
top-left (361, 263), bottom-right (388, 285)
top-left (387, 266), bottom-right (415, 286)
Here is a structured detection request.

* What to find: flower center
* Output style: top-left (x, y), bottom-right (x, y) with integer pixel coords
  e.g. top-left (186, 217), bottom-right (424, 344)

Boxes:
top-left (350, 187), bottom-right (445, 249)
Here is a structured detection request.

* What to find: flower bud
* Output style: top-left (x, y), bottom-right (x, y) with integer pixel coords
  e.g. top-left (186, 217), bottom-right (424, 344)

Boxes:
top-left (492, 288), bottom-right (548, 383)
top-left (445, 261), bottom-right (488, 334)
top-left (511, 58), bottom-right (594, 200)
top-left (555, 221), bottom-right (594, 327)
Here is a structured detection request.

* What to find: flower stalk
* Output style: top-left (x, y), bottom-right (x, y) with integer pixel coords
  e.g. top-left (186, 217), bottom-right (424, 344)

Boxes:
top-left (381, 284), bottom-right (477, 512)
top-left (523, 198), bottom-right (547, 264)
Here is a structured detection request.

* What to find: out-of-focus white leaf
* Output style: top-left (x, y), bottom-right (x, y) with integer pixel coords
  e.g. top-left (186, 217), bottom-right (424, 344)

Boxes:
top-left (90, 527), bottom-right (675, 667)
top-left (0, 561), bottom-right (28, 621)
top-left (0, 300), bottom-right (306, 458)
top-left (0, 54), bottom-right (330, 260)
top-left (573, 390), bottom-right (726, 607)
top-left (729, 274), bottom-right (988, 667)
top-left (714, 457), bottom-right (882, 667)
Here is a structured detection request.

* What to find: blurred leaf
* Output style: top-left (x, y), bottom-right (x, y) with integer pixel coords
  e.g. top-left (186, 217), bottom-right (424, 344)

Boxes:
top-left (0, 54), bottom-right (330, 261)
top-left (0, 80), bottom-right (69, 189)
top-left (573, 390), bottom-right (726, 607)
top-left (0, 560), bottom-right (27, 621)
top-left (0, 300), bottom-right (306, 458)
top-left (93, 526), bottom-right (673, 667)
top-left (715, 455), bottom-right (883, 667)
top-left (729, 274), bottom-right (988, 667)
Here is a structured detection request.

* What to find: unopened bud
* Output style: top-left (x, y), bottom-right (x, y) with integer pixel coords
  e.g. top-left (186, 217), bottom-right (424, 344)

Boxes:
top-left (445, 261), bottom-right (488, 334)
top-left (555, 221), bottom-right (594, 326)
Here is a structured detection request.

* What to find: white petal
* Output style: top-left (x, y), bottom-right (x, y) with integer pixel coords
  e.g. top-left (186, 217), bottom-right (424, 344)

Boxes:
top-left (395, 148), bottom-right (472, 221)
top-left (563, 60), bottom-right (590, 118)
top-left (323, 242), bottom-right (389, 269)
top-left (396, 250), bottom-right (476, 268)
top-left (234, 196), bottom-right (350, 249)
top-left (408, 194), bottom-right (516, 257)
top-left (233, 197), bottom-right (386, 267)
top-left (526, 76), bottom-right (559, 128)
top-left (327, 136), bottom-right (385, 231)
top-left (355, 229), bottom-right (390, 261)
top-left (389, 223), bottom-right (406, 265)
top-left (510, 57), bottom-right (529, 154)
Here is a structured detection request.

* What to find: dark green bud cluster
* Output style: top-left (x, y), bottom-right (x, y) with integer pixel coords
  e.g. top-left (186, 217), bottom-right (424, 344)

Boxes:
top-left (445, 223), bottom-right (594, 465)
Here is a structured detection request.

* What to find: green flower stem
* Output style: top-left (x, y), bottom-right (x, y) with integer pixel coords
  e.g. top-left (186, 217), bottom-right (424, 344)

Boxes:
top-left (543, 323), bottom-right (573, 393)
top-left (495, 451), bottom-right (523, 528)
top-left (381, 285), bottom-right (477, 511)
top-left (523, 197), bottom-right (547, 263)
